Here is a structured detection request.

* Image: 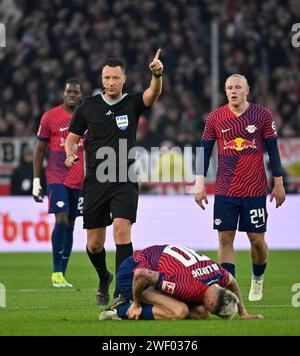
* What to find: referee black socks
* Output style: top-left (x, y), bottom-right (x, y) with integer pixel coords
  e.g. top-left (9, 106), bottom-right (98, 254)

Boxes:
top-left (114, 243), bottom-right (133, 298)
top-left (86, 246), bottom-right (110, 284)
top-left (115, 243), bottom-right (133, 272)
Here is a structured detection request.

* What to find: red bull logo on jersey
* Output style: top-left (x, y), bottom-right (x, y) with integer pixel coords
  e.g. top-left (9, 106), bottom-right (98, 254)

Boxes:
top-left (224, 137), bottom-right (256, 151)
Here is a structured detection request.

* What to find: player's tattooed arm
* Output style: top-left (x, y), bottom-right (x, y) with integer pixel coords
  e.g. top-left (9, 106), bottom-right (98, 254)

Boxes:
top-left (126, 268), bottom-right (159, 320)
top-left (226, 274), bottom-right (247, 316)
top-left (132, 268), bottom-right (159, 307)
top-left (226, 274), bottom-right (263, 320)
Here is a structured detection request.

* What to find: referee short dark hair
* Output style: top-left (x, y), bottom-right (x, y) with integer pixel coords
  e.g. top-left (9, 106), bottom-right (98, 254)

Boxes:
top-left (102, 58), bottom-right (126, 74)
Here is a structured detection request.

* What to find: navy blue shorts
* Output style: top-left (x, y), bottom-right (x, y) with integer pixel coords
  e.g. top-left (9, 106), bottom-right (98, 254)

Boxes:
top-left (47, 184), bottom-right (83, 218)
top-left (213, 195), bottom-right (267, 232)
top-left (116, 256), bottom-right (139, 301)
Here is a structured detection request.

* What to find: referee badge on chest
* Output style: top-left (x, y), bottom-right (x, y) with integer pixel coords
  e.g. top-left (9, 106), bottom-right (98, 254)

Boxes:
top-left (115, 115), bottom-right (129, 130)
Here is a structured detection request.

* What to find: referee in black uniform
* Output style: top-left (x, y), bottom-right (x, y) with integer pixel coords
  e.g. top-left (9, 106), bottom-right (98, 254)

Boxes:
top-left (65, 50), bottom-right (163, 305)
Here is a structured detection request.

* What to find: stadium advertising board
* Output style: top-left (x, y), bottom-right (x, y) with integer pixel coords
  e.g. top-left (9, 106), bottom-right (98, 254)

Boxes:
top-left (0, 196), bottom-right (299, 252)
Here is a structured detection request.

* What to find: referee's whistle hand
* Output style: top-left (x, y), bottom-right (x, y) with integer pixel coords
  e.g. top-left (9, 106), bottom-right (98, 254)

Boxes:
top-left (65, 154), bottom-right (79, 168)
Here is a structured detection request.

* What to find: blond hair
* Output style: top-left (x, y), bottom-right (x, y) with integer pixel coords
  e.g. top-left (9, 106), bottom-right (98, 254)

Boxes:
top-left (214, 289), bottom-right (239, 320)
top-left (225, 74), bottom-right (249, 88)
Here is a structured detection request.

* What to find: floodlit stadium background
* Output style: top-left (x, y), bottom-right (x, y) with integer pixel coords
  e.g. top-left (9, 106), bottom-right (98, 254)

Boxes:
top-left (1, 0), bottom-right (300, 251)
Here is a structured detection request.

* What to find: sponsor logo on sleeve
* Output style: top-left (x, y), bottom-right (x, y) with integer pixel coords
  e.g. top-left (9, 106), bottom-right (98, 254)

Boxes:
top-left (162, 281), bottom-right (176, 294)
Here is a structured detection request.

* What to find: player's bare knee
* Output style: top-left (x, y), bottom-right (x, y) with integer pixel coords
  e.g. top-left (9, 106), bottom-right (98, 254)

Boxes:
top-left (250, 236), bottom-right (267, 251)
top-left (55, 212), bottom-right (68, 225)
top-left (175, 303), bottom-right (189, 320)
top-left (163, 303), bottom-right (189, 320)
top-left (168, 303), bottom-right (189, 320)
top-left (219, 233), bottom-right (234, 247)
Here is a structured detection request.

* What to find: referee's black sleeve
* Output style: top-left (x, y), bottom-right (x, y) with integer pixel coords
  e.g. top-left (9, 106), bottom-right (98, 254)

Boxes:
top-left (134, 92), bottom-right (148, 118)
top-left (69, 102), bottom-right (87, 136)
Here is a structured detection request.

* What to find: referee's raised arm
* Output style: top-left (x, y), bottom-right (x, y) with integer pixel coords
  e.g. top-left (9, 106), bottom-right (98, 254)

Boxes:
top-left (143, 48), bottom-right (163, 107)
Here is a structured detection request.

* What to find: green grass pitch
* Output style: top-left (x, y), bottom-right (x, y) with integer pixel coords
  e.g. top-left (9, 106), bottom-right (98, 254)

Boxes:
top-left (0, 250), bottom-right (300, 336)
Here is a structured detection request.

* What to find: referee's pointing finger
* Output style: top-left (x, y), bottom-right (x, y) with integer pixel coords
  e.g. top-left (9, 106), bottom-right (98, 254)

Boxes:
top-left (154, 48), bottom-right (161, 61)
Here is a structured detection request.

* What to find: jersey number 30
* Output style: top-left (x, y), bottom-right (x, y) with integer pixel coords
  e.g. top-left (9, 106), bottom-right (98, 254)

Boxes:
top-left (163, 245), bottom-right (209, 267)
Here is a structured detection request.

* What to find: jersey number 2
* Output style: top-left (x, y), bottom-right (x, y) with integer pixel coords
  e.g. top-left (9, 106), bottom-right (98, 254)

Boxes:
top-left (77, 197), bottom-right (84, 213)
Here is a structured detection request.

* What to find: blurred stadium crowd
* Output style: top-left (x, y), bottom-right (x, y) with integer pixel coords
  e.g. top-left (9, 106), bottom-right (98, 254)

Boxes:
top-left (0, 0), bottom-right (300, 195)
top-left (1, 0), bottom-right (300, 144)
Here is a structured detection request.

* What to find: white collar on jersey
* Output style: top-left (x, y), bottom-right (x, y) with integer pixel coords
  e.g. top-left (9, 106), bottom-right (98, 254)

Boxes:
top-left (101, 92), bottom-right (128, 106)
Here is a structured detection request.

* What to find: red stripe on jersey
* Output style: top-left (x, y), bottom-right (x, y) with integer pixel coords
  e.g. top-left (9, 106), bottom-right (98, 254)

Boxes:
top-left (134, 245), bottom-right (229, 303)
top-left (37, 105), bottom-right (84, 189)
top-left (203, 103), bottom-right (277, 197)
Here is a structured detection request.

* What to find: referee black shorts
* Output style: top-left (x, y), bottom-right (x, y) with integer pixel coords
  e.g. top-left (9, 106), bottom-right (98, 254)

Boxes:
top-left (83, 174), bottom-right (139, 229)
